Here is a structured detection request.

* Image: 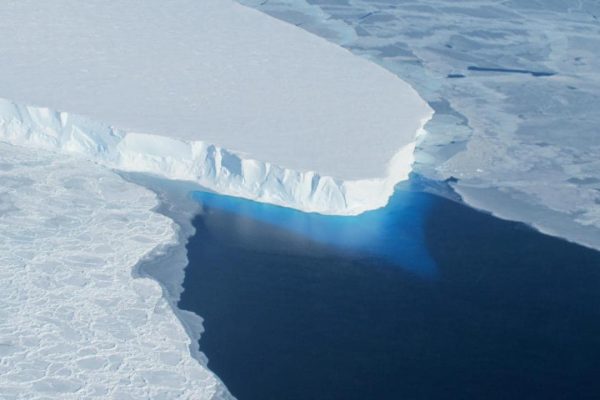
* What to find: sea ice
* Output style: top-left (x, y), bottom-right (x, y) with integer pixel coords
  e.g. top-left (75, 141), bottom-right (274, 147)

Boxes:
top-left (0, 143), bottom-right (232, 399)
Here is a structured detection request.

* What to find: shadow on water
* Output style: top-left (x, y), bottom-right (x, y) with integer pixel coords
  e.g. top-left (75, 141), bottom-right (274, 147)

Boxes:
top-left (179, 183), bottom-right (600, 400)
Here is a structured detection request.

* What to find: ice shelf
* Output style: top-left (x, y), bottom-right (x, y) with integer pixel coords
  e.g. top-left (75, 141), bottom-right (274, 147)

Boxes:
top-left (0, 0), bottom-right (432, 215)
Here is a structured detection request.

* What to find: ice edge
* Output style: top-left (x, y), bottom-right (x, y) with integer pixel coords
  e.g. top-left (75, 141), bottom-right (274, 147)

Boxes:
top-left (0, 98), bottom-right (433, 215)
top-left (127, 176), bottom-right (235, 399)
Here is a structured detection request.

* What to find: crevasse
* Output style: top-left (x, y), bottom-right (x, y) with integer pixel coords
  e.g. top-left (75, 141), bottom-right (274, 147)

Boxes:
top-left (0, 98), bottom-right (431, 215)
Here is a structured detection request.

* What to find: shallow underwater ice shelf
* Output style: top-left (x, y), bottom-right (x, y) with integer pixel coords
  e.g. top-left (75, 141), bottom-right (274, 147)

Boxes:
top-left (0, 0), bottom-right (432, 215)
top-left (193, 185), bottom-right (437, 276)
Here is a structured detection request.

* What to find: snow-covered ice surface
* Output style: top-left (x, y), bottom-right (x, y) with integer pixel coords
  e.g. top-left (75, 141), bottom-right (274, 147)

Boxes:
top-left (237, 0), bottom-right (600, 250)
top-left (0, 142), bottom-right (232, 399)
top-left (0, 0), bottom-right (432, 215)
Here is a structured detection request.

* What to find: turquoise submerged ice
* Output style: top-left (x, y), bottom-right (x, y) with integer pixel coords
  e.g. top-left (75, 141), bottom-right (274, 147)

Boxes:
top-left (194, 184), bottom-right (437, 276)
top-left (237, 0), bottom-right (600, 249)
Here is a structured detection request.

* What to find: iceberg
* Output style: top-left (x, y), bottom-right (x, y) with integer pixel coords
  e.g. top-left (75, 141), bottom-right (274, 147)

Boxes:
top-left (0, 0), bottom-right (432, 215)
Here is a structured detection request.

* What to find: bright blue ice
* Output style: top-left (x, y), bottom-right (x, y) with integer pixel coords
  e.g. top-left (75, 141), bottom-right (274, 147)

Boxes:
top-left (192, 184), bottom-right (437, 276)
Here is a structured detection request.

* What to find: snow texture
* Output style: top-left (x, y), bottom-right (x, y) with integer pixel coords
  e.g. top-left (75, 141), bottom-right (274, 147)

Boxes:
top-left (238, 0), bottom-right (600, 250)
top-left (0, 0), bottom-right (432, 215)
top-left (0, 142), bottom-right (232, 399)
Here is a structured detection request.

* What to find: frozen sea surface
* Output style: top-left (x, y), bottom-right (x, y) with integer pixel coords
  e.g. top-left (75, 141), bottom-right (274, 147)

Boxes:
top-left (0, 143), bottom-right (231, 399)
top-left (237, 0), bottom-right (600, 248)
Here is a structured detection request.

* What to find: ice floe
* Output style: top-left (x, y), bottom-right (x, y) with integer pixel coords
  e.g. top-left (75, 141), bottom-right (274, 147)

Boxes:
top-left (0, 143), bottom-right (231, 399)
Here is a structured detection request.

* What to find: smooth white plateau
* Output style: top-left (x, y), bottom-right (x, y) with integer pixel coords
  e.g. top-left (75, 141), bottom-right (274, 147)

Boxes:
top-left (0, 0), bottom-right (432, 215)
top-left (0, 143), bottom-right (231, 399)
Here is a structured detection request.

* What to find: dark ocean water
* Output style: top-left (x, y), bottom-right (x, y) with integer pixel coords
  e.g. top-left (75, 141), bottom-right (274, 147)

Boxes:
top-left (179, 186), bottom-right (600, 400)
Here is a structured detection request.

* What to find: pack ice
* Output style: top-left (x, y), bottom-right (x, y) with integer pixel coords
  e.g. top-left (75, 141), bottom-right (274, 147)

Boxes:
top-left (0, 0), bottom-right (432, 215)
top-left (0, 143), bottom-right (232, 399)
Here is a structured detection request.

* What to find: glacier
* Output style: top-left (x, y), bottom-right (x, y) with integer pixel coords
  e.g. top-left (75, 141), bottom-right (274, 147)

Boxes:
top-left (0, 142), bottom-right (232, 399)
top-left (0, 0), bottom-right (432, 215)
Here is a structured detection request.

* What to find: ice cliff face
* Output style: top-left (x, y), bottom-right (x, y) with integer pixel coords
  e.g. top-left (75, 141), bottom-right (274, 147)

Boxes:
top-left (0, 99), bottom-right (430, 215)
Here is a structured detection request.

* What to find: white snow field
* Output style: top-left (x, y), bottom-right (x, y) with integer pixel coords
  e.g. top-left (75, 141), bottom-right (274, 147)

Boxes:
top-left (0, 143), bottom-right (232, 399)
top-left (0, 0), bottom-right (432, 215)
top-left (238, 0), bottom-right (600, 250)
